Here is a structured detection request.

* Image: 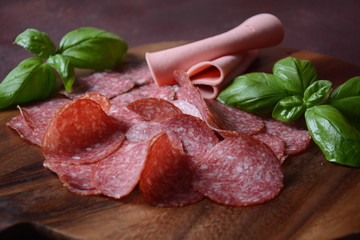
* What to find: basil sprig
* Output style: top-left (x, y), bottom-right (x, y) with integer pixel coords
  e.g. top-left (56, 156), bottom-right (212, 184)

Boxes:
top-left (0, 27), bottom-right (127, 109)
top-left (218, 57), bottom-right (360, 167)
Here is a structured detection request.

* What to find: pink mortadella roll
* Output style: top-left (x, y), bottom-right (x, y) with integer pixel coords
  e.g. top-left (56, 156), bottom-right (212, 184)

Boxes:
top-left (146, 13), bottom-right (284, 86)
top-left (187, 50), bottom-right (259, 99)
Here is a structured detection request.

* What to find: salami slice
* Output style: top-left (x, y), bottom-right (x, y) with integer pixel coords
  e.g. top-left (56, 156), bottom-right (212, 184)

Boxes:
top-left (42, 98), bottom-right (125, 164)
top-left (264, 119), bottom-right (312, 155)
top-left (193, 135), bottom-right (283, 206)
top-left (110, 82), bottom-right (176, 105)
top-left (92, 140), bottom-right (149, 199)
top-left (125, 120), bottom-right (166, 142)
top-left (171, 100), bottom-right (202, 119)
top-left (127, 98), bottom-right (182, 121)
top-left (252, 132), bottom-right (287, 163)
top-left (205, 99), bottom-right (265, 136)
top-left (175, 70), bottom-right (219, 128)
top-left (44, 160), bottom-right (99, 192)
top-left (140, 132), bottom-right (203, 207)
top-left (78, 93), bottom-right (111, 112)
top-left (116, 62), bottom-right (153, 85)
top-left (60, 71), bottom-right (135, 99)
top-left (6, 114), bottom-right (39, 145)
top-left (108, 103), bottom-right (144, 132)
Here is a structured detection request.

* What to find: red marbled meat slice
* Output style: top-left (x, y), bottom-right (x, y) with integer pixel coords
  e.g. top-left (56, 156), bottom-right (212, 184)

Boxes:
top-left (42, 98), bottom-right (125, 164)
top-left (6, 114), bottom-right (39, 145)
top-left (252, 132), bottom-right (287, 163)
top-left (140, 132), bottom-right (203, 207)
top-left (92, 140), bottom-right (149, 198)
top-left (60, 71), bottom-right (135, 99)
top-left (43, 160), bottom-right (99, 193)
top-left (193, 135), bottom-right (283, 206)
top-left (171, 100), bottom-right (202, 119)
top-left (264, 119), bottom-right (312, 155)
top-left (125, 120), bottom-right (166, 142)
top-left (110, 82), bottom-right (176, 105)
top-left (117, 62), bottom-right (153, 85)
top-left (108, 103), bottom-right (144, 132)
top-left (205, 99), bottom-right (265, 136)
top-left (175, 70), bottom-right (219, 128)
top-left (127, 98), bottom-right (182, 121)
top-left (78, 93), bottom-right (111, 112)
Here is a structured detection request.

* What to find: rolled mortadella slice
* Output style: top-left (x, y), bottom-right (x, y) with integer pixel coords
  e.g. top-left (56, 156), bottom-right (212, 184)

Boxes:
top-left (146, 13), bottom-right (284, 86)
top-left (187, 50), bottom-right (258, 99)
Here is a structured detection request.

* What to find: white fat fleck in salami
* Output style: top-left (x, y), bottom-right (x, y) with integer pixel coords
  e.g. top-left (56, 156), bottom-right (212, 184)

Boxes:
top-left (42, 98), bottom-right (125, 164)
top-left (193, 135), bottom-right (283, 206)
top-left (140, 132), bottom-right (203, 207)
top-left (252, 132), bottom-right (287, 163)
top-left (171, 100), bottom-right (202, 119)
top-left (60, 71), bottom-right (135, 99)
top-left (44, 160), bottom-right (98, 192)
top-left (205, 99), bottom-right (265, 136)
top-left (92, 140), bottom-right (149, 199)
top-left (264, 119), bottom-right (312, 155)
top-left (127, 98), bottom-right (182, 121)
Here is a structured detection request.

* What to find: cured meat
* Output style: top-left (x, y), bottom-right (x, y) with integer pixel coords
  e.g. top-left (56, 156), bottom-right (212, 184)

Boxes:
top-left (175, 70), bottom-right (219, 128)
top-left (42, 98), bottom-right (125, 164)
top-left (44, 160), bottom-right (100, 194)
top-left (92, 140), bottom-right (149, 199)
top-left (110, 82), bottom-right (176, 105)
top-left (171, 100), bottom-right (202, 119)
top-left (193, 135), bottom-right (283, 206)
top-left (264, 119), bottom-right (312, 155)
top-left (116, 62), bottom-right (153, 85)
top-left (140, 132), bottom-right (203, 207)
top-left (60, 71), bottom-right (135, 99)
top-left (146, 14), bottom-right (284, 86)
top-left (206, 99), bottom-right (265, 136)
top-left (252, 132), bottom-right (287, 163)
top-left (127, 98), bottom-right (182, 121)
top-left (108, 103), bottom-right (144, 132)
top-left (78, 93), bottom-right (111, 112)
top-left (126, 114), bottom-right (219, 162)
top-left (187, 50), bottom-right (258, 99)
top-left (6, 114), bottom-right (39, 145)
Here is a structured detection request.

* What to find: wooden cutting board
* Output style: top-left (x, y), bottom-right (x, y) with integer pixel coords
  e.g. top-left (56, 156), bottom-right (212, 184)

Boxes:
top-left (1, 42), bottom-right (360, 240)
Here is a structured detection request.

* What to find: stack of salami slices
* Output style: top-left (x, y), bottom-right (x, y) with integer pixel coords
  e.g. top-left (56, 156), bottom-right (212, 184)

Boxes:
top-left (7, 62), bottom-right (311, 207)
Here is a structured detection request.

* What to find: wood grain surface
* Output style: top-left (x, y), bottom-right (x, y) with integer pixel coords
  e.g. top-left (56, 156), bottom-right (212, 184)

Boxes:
top-left (1, 42), bottom-right (360, 240)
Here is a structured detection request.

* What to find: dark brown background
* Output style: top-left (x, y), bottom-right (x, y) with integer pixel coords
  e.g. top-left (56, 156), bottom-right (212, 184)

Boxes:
top-left (1, 0), bottom-right (359, 82)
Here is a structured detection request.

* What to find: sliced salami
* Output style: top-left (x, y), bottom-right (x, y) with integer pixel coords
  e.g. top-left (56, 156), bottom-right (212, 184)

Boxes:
top-left (6, 114), bottom-right (39, 145)
top-left (60, 71), bottom-right (135, 99)
top-left (171, 100), bottom-right (202, 119)
top-left (264, 119), bottom-right (312, 155)
top-left (174, 70), bottom-right (219, 128)
top-left (44, 160), bottom-right (99, 192)
top-left (252, 132), bottom-right (287, 163)
top-left (78, 93), bottom-right (111, 112)
top-left (108, 103), bottom-right (144, 132)
top-left (116, 62), bottom-right (153, 85)
top-left (205, 99), bottom-right (265, 136)
top-left (125, 120), bottom-right (166, 143)
top-left (140, 132), bottom-right (203, 207)
top-left (127, 98), bottom-right (182, 121)
top-left (92, 140), bottom-right (149, 199)
top-left (193, 135), bottom-right (283, 206)
top-left (42, 98), bottom-right (125, 164)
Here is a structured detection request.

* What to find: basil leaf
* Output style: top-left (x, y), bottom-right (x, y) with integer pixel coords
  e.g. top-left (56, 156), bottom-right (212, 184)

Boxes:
top-left (14, 29), bottom-right (56, 59)
top-left (305, 105), bottom-right (360, 167)
top-left (272, 95), bottom-right (305, 122)
top-left (47, 54), bottom-right (75, 92)
top-left (0, 58), bottom-right (56, 109)
top-left (328, 76), bottom-right (360, 118)
top-left (273, 57), bottom-right (317, 95)
top-left (303, 80), bottom-right (332, 107)
top-left (58, 27), bottom-right (128, 70)
top-left (217, 72), bottom-right (288, 113)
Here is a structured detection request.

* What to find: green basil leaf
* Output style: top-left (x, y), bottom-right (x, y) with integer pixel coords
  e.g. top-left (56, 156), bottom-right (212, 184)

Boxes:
top-left (13, 29), bottom-right (56, 59)
top-left (47, 54), bottom-right (75, 92)
top-left (303, 80), bottom-right (332, 107)
top-left (273, 57), bottom-right (318, 95)
top-left (0, 58), bottom-right (56, 109)
top-left (272, 95), bottom-right (305, 122)
top-left (328, 76), bottom-right (360, 130)
top-left (217, 72), bottom-right (288, 113)
top-left (305, 105), bottom-right (360, 167)
top-left (58, 27), bottom-right (128, 70)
